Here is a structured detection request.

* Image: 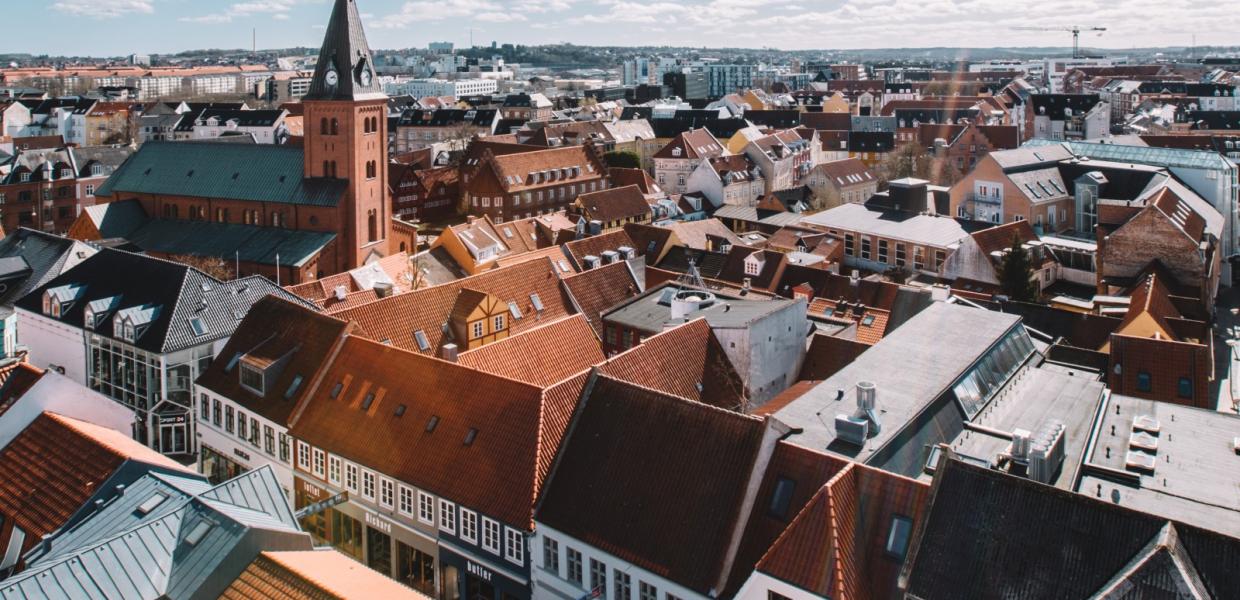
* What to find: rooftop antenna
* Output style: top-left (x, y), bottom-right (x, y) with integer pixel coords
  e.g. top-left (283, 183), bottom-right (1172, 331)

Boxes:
top-left (677, 258), bottom-right (708, 289)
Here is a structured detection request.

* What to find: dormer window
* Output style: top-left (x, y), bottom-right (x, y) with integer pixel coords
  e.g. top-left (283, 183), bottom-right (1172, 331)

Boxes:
top-left (60, 169), bottom-right (72, 179)
top-left (44, 296), bottom-right (61, 318)
top-left (672, 147), bottom-right (682, 157)
top-left (122, 321), bottom-right (135, 342)
top-left (19, 173), bottom-right (30, 183)
top-left (239, 360), bottom-right (266, 395)
top-left (471, 321), bottom-right (484, 339)
top-left (91, 164), bottom-right (103, 176)
top-left (84, 307), bottom-right (95, 329)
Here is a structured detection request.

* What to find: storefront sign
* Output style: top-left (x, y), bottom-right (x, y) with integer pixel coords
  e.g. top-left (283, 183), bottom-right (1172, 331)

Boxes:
top-left (233, 448), bottom-right (251, 461)
top-left (364, 511), bottom-right (393, 534)
top-left (159, 414), bottom-right (187, 425)
top-left (299, 478), bottom-right (326, 501)
top-left (467, 560), bottom-right (493, 583)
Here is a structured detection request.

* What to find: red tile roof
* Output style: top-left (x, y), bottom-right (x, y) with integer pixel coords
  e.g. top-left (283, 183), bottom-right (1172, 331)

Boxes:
top-left (0, 412), bottom-right (189, 546)
top-left (333, 258), bottom-right (573, 356)
top-left (623, 223), bottom-right (677, 264)
top-left (608, 167), bottom-right (658, 195)
top-left (196, 296), bottom-right (352, 427)
top-left (289, 335), bottom-right (583, 529)
top-left (222, 550), bottom-right (430, 600)
top-left (808, 297), bottom-right (891, 345)
top-left (0, 362), bottom-right (44, 419)
top-left (286, 252), bottom-right (414, 307)
top-left (653, 128), bottom-right (725, 160)
top-left (756, 461), bottom-right (931, 599)
top-left (482, 145), bottom-right (606, 193)
top-left (796, 333), bottom-right (870, 382)
top-left (562, 230), bottom-right (637, 271)
top-left (562, 261), bottom-right (642, 337)
top-left (598, 318), bottom-right (748, 412)
top-left (970, 220), bottom-right (1039, 257)
top-left (457, 315), bottom-right (603, 386)
top-left (536, 375), bottom-right (769, 594)
top-left (815, 158), bottom-right (876, 188)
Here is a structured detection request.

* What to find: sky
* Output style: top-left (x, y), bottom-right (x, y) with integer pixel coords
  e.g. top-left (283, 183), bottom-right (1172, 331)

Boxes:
top-left (10, 0), bottom-right (1240, 57)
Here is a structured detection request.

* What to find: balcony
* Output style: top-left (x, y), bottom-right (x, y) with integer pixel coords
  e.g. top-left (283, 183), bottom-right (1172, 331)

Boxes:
top-left (967, 192), bottom-right (1002, 206)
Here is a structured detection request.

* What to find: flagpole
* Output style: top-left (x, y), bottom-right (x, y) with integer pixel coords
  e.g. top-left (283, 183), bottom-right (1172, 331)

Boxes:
top-left (275, 253), bottom-right (280, 286)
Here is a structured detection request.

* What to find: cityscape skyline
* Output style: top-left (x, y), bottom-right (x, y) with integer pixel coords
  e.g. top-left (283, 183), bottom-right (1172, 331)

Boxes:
top-left (15, 0), bottom-right (1240, 57)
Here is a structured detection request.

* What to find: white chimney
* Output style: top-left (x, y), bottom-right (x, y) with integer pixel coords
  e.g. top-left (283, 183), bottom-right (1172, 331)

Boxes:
top-left (441, 343), bottom-right (458, 362)
top-left (333, 286), bottom-right (348, 301)
top-left (849, 269), bottom-right (860, 287)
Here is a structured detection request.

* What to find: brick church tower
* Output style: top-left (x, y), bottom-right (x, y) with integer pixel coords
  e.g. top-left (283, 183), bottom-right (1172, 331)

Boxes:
top-left (303, 0), bottom-right (390, 272)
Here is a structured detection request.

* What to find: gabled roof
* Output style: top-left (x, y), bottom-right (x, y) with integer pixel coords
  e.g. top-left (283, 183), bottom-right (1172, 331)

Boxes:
top-left (94, 141), bottom-right (347, 207)
top-left (598, 318), bottom-right (747, 412)
top-left (575, 185), bottom-right (651, 224)
top-left (333, 258), bottom-right (572, 356)
top-left (663, 218), bottom-right (744, 251)
top-left (902, 456), bottom-right (1240, 600)
top-left (0, 412), bottom-right (188, 544)
top-left (195, 296), bottom-right (351, 427)
top-left (815, 158), bottom-right (875, 188)
top-left (971, 220), bottom-right (1039, 256)
top-left (303, 0), bottom-right (384, 102)
top-left (563, 230), bottom-right (636, 271)
top-left (15, 248), bottom-right (312, 354)
top-left (289, 335), bottom-right (581, 529)
top-left (654, 128), bottom-right (725, 160)
top-left (608, 167), bottom-right (659, 195)
top-left (457, 314), bottom-right (603, 386)
top-left (222, 550), bottom-right (431, 600)
top-left (0, 228), bottom-right (92, 311)
top-left (561, 260), bottom-right (642, 337)
top-left (3, 466), bottom-right (308, 600)
top-left (536, 375), bottom-right (769, 594)
top-left (482, 144), bottom-right (605, 193)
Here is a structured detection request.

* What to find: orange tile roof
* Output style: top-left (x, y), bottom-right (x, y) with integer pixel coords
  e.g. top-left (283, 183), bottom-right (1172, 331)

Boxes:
top-left (457, 315), bottom-right (603, 386)
top-left (808, 298), bottom-right (891, 345)
top-left (653, 128), bottom-right (725, 160)
top-left (286, 252), bottom-right (414, 306)
top-left (561, 261), bottom-right (642, 336)
top-left (575, 185), bottom-right (651, 224)
top-left (0, 412), bottom-right (188, 544)
top-left (970, 220), bottom-right (1039, 257)
top-left (598, 318), bottom-right (748, 412)
top-left (333, 258), bottom-right (573, 356)
top-left (0, 362), bottom-right (43, 418)
top-left (484, 145), bottom-right (606, 193)
top-left (288, 335), bottom-right (583, 529)
top-left (221, 550), bottom-right (430, 600)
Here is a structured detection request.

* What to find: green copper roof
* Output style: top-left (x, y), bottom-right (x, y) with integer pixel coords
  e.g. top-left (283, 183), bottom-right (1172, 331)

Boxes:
top-left (127, 219), bottom-right (337, 267)
top-left (95, 141), bottom-right (347, 207)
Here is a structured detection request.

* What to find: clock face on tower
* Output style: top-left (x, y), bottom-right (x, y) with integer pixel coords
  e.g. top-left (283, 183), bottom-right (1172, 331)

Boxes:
top-left (360, 68), bottom-right (372, 87)
top-left (325, 68), bottom-right (339, 88)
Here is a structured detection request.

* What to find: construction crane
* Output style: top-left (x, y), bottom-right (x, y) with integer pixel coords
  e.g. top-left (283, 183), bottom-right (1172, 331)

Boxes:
top-left (1012, 25), bottom-right (1107, 58)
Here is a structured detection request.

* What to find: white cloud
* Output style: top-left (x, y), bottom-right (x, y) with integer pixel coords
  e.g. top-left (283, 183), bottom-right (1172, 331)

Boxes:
top-left (52, 0), bottom-right (153, 19)
top-left (373, 0), bottom-right (500, 29)
top-left (180, 0), bottom-right (300, 24)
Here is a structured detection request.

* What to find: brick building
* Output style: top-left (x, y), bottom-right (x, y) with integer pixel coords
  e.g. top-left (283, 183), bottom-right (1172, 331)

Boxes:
top-left (80, 0), bottom-right (392, 284)
top-left (0, 144), bottom-right (130, 233)
top-left (462, 143), bottom-right (608, 223)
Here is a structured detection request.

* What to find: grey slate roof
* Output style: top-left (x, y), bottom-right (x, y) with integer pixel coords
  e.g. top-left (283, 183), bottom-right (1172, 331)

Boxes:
top-left (0, 228), bottom-right (93, 312)
top-left (94, 141), bottom-right (347, 207)
top-left (14, 248), bottom-right (317, 354)
top-left (602, 281), bottom-right (799, 333)
top-left (303, 0), bottom-right (385, 102)
top-left (126, 218), bottom-right (337, 268)
top-left (902, 457), bottom-right (1240, 600)
top-left (3, 466), bottom-right (311, 600)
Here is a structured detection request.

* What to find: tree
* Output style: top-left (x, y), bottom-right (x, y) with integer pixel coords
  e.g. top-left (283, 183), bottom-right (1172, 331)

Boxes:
top-left (170, 254), bottom-right (234, 281)
top-left (877, 142), bottom-right (964, 187)
top-left (996, 233), bottom-right (1039, 302)
top-left (603, 150), bottom-right (641, 169)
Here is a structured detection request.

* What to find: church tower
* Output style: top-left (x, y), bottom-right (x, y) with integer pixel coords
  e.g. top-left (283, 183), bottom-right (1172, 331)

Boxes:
top-left (303, 0), bottom-right (389, 272)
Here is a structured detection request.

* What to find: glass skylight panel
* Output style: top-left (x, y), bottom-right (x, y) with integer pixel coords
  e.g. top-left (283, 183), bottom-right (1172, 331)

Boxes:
top-left (414, 330), bottom-right (431, 351)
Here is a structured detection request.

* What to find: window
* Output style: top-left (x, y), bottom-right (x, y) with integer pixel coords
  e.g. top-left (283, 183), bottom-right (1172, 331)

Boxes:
top-left (212, 399), bottom-right (221, 427)
top-left (296, 440), bottom-right (310, 469)
top-left (590, 559), bottom-right (607, 598)
top-left (1137, 371), bottom-right (1152, 393)
top-left (312, 449), bottom-right (325, 478)
top-left (460, 509), bottom-right (478, 543)
top-left (482, 518), bottom-right (501, 554)
top-left (639, 582), bottom-right (657, 600)
top-left (398, 486), bottom-right (414, 515)
top-left (279, 433), bottom-right (290, 462)
top-left (861, 236), bottom-right (871, 260)
top-left (543, 536), bottom-right (561, 574)
top-left (567, 547), bottom-right (583, 585)
top-left (885, 515), bottom-right (914, 559)
top-left (379, 478), bottom-right (395, 508)
top-left (492, 314), bottom-right (505, 332)
top-left (769, 477), bottom-right (796, 519)
top-left (505, 527), bottom-right (524, 564)
top-left (199, 393), bottom-right (210, 420)
top-left (361, 470), bottom-right (375, 500)
top-left (328, 456), bottom-right (341, 484)
top-left (877, 240), bottom-right (889, 263)
top-left (239, 362), bottom-right (265, 394)
top-left (614, 570), bottom-right (631, 600)
top-left (226, 405), bottom-right (236, 434)
top-left (471, 321), bottom-right (484, 339)
top-left (745, 258), bottom-right (760, 276)
top-left (895, 243), bottom-right (907, 267)
top-left (1177, 377), bottom-right (1192, 399)
top-left (418, 492), bottom-right (435, 524)
top-left (439, 500), bottom-right (456, 534)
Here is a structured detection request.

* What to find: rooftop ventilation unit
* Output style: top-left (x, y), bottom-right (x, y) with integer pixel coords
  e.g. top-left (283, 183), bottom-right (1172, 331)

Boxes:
top-left (601, 250), bottom-right (620, 265)
top-left (1028, 419), bottom-right (1066, 484)
top-left (834, 381), bottom-right (881, 447)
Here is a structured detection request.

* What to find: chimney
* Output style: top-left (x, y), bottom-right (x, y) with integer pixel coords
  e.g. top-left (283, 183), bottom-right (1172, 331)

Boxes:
top-left (333, 285), bottom-right (348, 301)
top-left (441, 343), bottom-right (458, 362)
top-left (742, 277), bottom-right (752, 292)
top-left (834, 381), bottom-right (881, 446)
top-left (373, 281), bottom-right (394, 298)
top-left (849, 269), bottom-right (860, 287)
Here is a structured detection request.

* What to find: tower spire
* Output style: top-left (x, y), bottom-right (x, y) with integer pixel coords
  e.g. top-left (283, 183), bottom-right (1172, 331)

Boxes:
top-left (305, 0), bottom-right (385, 101)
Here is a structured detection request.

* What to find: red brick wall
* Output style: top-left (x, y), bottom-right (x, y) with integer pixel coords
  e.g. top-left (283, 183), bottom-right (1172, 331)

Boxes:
top-left (1107, 334), bottom-right (1212, 408)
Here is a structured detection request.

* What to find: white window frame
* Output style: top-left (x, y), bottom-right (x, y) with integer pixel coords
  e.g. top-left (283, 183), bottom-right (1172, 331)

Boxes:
top-left (314, 450), bottom-right (332, 482)
top-left (418, 491), bottom-right (435, 525)
top-left (460, 509), bottom-right (478, 543)
top-left (379, 477), bottom-right (395, 509)
top-left (296, 441), bottom-right (311, 470)
top-left (361, 470), bottom-right (376, 500)
top-left (482, 517), bottom-right (501, 554)
top-left (439, 499), bottom-right (457, 534)
top-left (312, 448), bottom-right (325, 478)
top-left (344, 462), bottom-right (358, 493)
top-left (399, 485), bottom-right (414, 516)
top-left (505, 526), bottom-right (524, 565)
